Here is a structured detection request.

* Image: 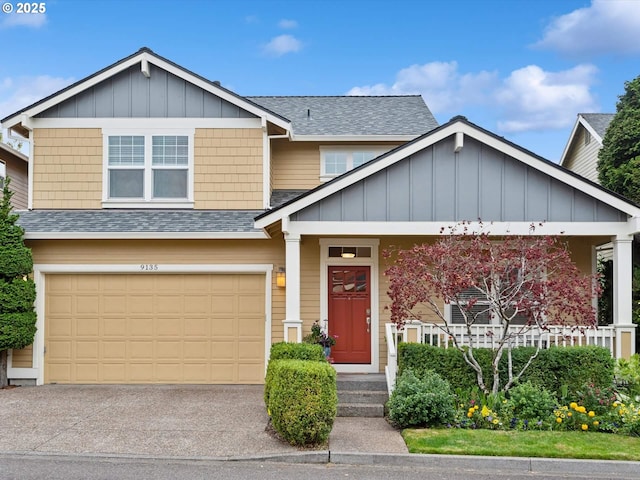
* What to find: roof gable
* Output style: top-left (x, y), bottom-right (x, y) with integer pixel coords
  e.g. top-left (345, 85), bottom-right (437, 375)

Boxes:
top-left (560, 113), bottom-right (614, 167)
top-left (2, 48), bottom-right (290, 134)
top-left (256, 117), bottom-right (640, 228)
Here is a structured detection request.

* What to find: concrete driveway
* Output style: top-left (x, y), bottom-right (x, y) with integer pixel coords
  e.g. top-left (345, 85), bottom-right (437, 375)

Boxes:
top-left (0, 385), bottom-right (300, 458)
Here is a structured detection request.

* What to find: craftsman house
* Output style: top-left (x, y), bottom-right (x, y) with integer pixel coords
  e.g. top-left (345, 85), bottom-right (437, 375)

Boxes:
top-left (2, 48), bottom-right (638, 386)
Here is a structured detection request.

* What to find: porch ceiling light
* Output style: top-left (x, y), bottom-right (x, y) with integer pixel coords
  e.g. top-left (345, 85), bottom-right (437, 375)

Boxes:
top-left (341, 247), bottom-right (357, 258)
top-left (276, 268), bottom-right (286, 288)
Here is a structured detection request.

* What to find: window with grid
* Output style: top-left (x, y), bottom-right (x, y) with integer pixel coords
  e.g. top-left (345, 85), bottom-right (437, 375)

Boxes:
top-left (450, 285), bottom-right (529, 326)
top-left (106, 133), bottom-right (191, 202)
top-left (320, 147), bottom-right (390, 180)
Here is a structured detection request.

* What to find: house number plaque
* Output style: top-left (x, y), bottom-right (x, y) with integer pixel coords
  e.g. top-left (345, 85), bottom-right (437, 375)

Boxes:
top-left (140, 264), bottom-right (159, 271)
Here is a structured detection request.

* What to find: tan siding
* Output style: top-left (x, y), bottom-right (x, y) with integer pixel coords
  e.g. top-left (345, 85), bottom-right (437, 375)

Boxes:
top-left (194, 128), bottom-right (263, 209)
top-left (563, 127), bottom-right (601, 183)
top-left (11, 345), bottom-right (33, 368)
top-left (32, 128), bottom-right (103, 209)
top-left (5, 158), bottom-right (28, 210)
top-left (271, 140), bottom-right (322, 190)
top-left (271, 140), bottom-right (402, 191)
top-left (300, 238), bottom-right (321, 338)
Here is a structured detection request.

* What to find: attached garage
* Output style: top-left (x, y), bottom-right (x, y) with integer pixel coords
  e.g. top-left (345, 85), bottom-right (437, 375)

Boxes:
top-left (44, 273), bottom-right (266, 384)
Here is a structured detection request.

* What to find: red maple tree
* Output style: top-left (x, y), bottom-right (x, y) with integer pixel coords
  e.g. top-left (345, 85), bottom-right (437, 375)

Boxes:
top-left (384, 224), bottom-right (600, 394)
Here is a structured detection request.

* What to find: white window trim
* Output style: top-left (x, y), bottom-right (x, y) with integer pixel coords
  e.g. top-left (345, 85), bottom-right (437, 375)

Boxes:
top-left (319, 146), bottom-right (389, 182)
top-left (102, 128), bottom-right (195, 208)
top-left (0, 160), bottom-right (5, 188)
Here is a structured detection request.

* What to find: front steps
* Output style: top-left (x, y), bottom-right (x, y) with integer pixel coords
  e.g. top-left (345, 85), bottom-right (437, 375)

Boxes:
top-left (337, 373), bottom-right (388, 417)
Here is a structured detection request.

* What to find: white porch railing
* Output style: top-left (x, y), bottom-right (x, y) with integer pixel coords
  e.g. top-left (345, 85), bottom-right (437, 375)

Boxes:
top-left (385, 322), bottom-right (617, 394)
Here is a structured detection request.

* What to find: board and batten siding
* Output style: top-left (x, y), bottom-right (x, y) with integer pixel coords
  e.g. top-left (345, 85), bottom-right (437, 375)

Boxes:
top-left (35, 64), bottom-right (258, 120)
top-left (293, 135), bottom-right (626, 223)
top-left (562, 127), bottom-right (601, 184)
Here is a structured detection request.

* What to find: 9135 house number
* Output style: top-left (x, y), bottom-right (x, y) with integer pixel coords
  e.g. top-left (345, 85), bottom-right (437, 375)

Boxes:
top-left (140, 264), bottom-right (159, 271)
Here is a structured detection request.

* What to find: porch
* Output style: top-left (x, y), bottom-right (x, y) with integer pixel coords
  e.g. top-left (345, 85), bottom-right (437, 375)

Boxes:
top-left (384, 322), bottom-right (632, 395)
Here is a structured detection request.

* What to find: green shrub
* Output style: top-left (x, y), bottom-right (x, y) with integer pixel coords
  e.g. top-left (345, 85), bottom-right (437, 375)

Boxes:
top-left (398, 343), bottom-right (614, 397)
top-left (0, 312), bottom-right (37, 351)
top-left (264, 342), bottom-right (326, 406)
top-left (387, 369), bottom-right (455, 428)
top-left (0, 278), bottom-right (36, 313)
top-left (268, 359), bottom-right (337, 446)
top-left (504, 381), bottom-right (556, 423)
top-left (616, 354), bottom-right (640, 401)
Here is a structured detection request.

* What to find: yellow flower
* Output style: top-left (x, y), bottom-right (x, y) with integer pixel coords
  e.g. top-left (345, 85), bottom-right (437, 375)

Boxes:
top-left (556, 417), bottom-right (562, 423)
top-left (593, 421), bottom-right (599, 426)
top-left (567, 412), bottom-right (572, 417)
top-left (588, 411), bottom-right (595, 417)
top-left (578, 406), bottom-right (586, 413)
top-left (473, 405), bottom-right (479, 411)
top-left (581, 424), bottom-right (588, 431)
top-left (613, 401), bottom-right (619, 407)
top-left (481, 405), bottom-right (490, 417)
top-left (570, 402), bottom-right (578, 410)
top-left (459, 404), bottom-right (464, 408)
top-left (467, 412), bottom-right (473, 418)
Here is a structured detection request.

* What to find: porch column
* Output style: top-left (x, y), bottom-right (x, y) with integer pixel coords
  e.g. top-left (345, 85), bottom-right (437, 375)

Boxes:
top-left (283, 232), bottom-right (302, 342)
top-left (613, 236), bottom-right (636, 358)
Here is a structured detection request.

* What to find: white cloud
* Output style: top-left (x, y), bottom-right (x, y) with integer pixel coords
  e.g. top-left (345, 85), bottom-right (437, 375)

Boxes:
top-left (348, 61), bottom-right (598, 133)
top-left (535, 0), bottom-right (640, 55)
top-left (1, 12), bottom-right (47, 28)
top-left (278, 19), bottom-right (298, 29)
top-left (262, 34), bottom-right (303, 57)
top-left (0, 75), bottom-right (74, 119)
top-left (348, 61), bottom-right (498, 113)
top-left (495, 64), bottom-right (598, 132)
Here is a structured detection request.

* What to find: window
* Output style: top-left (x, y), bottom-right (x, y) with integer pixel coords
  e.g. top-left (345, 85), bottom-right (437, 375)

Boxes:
top-left (584, 131), bottom-right (592, 146)
top-left (320, 147), bottom-right (390, 181)
top-left (104, 130), bottom-right (193, 206)
top-left (0, 161), bottom-right (5, 189)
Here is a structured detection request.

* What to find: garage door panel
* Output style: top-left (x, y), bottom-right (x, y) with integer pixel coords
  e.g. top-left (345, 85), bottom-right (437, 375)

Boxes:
top-left (102, 317), bottom-right (127, 336)
top-left (76, 341), bottom-right (99, 360)
top-left (45, 273), bottom-right (265, 384)
top-left (76, 318), bottom-right (99, 336)
top-left (48, 295), bottom-right (73, 316)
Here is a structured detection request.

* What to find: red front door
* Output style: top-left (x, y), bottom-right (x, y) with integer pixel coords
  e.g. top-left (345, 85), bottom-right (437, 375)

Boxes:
top-left (328, 266), bottom-right (371, 364)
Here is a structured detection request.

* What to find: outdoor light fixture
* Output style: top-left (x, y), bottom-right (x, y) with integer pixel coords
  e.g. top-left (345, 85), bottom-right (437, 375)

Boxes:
top-left (276, 268), bottom-right (286, 288)
top-left (341, 247), bottom-right (356, 258)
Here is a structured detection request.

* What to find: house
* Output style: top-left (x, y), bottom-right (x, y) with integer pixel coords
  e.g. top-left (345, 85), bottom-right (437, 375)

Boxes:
top-left (0, 142), bottom-right (28, 209)
top-left (1, 48), bottom-right (638, 386)
top-left (560, 113), bottom-right (614, 184)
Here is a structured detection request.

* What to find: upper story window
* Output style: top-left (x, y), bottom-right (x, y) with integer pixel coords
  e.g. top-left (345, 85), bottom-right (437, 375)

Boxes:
top-left (584, 130), bottom-right (592, 146)
top-left (0, 160), bottom-right (5, 189)
top-left (103, 129), bottom-right (194, 208)
top-left (320, 147), bottom-right (389, 182)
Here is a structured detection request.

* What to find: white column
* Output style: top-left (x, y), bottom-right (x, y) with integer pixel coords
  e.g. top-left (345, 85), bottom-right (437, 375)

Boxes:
top-left (283, 232), bottom-right (302, 342)
top-left (613, 236), bottom-right (636, 358)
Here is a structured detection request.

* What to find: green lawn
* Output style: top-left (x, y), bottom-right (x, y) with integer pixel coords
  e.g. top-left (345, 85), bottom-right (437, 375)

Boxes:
top-left (403, 429), bottom-right (640, 461)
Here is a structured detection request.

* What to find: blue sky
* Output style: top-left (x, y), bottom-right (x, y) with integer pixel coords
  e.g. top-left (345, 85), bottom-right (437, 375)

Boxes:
top-left (1, 0), bottom-right (639, 162)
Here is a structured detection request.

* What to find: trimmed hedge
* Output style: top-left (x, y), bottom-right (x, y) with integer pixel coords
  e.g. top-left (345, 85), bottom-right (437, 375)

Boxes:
top-left (398, 343), bottom-right (615, 396)
top-left (264, 342), bottom-right (326, 406)
top-left (268, 359), bottom-right (337, 446)
top-left (0, 312), bottom-right (37, 351)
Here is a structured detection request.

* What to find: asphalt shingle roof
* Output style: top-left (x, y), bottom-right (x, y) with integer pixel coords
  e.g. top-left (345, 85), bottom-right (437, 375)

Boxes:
top-left (582, 113), bottom-right (614, 139)
top-left (247, 95), bottom-right (438, 136)
top-left (15, 210), bottom-right (263, 234)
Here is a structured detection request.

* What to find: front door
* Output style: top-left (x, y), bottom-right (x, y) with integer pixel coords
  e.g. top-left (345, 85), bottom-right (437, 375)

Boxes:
top-left (328, 266), bottom-right (371, 364)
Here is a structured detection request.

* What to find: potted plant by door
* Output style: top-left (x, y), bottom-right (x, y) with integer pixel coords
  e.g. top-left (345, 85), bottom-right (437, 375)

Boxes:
top-left (303, 321), bottom-right (337, 360)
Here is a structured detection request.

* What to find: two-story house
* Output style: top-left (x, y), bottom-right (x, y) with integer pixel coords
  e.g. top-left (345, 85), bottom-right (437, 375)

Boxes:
top-left (2, 48), bottom-right (638, 386)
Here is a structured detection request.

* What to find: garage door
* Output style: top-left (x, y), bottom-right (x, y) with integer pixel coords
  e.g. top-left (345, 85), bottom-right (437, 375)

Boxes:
top-left (44, 274), bottom-right (265, 384)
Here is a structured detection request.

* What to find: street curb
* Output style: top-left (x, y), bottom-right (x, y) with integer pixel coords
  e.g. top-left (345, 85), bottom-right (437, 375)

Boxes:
top-left (2, 449), bottom-right (640, 477)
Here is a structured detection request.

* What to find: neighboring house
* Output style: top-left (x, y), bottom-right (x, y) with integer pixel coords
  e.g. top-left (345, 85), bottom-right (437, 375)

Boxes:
top-left (1, 48), bottom-right (638, 386)
top-left (0, 142), bottom-right (28, 209)
top-left (560, 113), bottom-right (614, 183)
